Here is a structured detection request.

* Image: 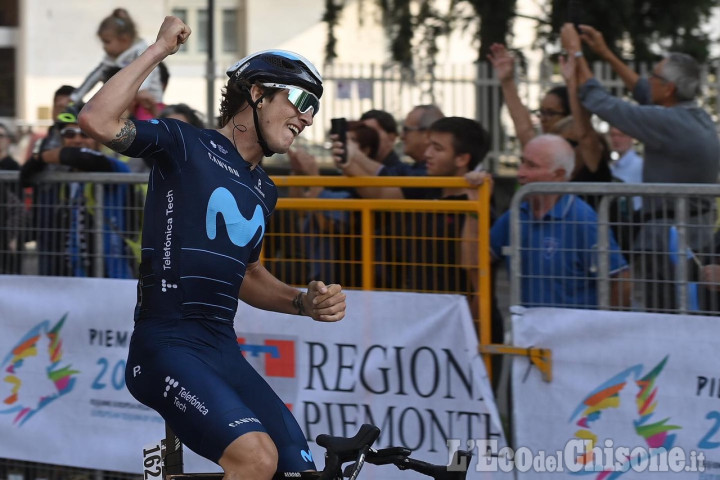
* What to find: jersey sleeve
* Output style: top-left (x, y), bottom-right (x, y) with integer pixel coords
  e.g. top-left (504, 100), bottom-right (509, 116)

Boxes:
top-left (122, 118), bottom-right (186, 172)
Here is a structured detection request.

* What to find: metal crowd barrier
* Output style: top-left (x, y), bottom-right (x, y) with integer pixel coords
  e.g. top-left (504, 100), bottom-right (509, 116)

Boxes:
top-left (507, 182), bottom-right (720, 316)
top-left (0, 170), bottom-right (494, 338)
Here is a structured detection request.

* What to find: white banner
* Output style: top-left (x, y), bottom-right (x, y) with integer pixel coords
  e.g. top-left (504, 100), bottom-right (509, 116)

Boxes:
top-left (512, 307), bottom-right (720, 479)
top-left (0, 275), bottom-right (509, 479)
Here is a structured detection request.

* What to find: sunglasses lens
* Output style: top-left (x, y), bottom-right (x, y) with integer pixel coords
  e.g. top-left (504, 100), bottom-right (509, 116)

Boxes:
top-left (287, 88), bottom-right (319, 116)
top-left (61, 128), bottom-right (87, 139)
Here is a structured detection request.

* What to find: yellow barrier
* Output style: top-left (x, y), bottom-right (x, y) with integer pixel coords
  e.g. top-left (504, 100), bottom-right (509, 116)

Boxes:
top-left (263, 176), bottom-right (499, 374)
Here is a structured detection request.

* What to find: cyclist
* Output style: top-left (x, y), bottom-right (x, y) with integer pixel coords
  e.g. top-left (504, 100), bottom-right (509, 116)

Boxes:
top-left (78, 16), bottom-right (346, 480)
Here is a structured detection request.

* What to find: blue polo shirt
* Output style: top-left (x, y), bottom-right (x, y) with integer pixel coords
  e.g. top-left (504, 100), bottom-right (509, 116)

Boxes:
top-left (491, 194), bottom-right (627, 308)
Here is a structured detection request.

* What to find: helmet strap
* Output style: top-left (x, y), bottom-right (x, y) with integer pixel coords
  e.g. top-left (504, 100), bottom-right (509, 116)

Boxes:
top-left (244, 89), bottom-right (274, 157)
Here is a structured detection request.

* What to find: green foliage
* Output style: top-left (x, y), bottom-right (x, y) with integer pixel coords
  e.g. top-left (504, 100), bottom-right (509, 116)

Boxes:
top-left (547, 0), bottom-right (717, 62)
top-left (322, 0), bottom-right (344, 63)
top-left (321, 0), bottom-right (517, 66)
top-left (322, 0), bottom-right (717, 66)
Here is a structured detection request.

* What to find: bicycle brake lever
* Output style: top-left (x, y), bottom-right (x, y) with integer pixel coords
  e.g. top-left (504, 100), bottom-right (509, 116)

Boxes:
top-left (365, 447), bottom-right (413, 465)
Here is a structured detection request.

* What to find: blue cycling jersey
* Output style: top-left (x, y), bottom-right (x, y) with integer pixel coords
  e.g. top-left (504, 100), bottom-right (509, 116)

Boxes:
top-left (123, 119), bottom-right (314, 469)
top-left (122, 118), bottom-right (278, 324)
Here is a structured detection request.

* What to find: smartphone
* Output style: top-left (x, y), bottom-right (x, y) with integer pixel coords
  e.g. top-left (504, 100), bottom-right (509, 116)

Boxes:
top-left (330, 117), bottom-right (348, 165)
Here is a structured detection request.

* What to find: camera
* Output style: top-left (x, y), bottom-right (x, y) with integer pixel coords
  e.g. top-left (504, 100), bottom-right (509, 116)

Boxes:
top-left (330, 117), bottom-right (348, 165)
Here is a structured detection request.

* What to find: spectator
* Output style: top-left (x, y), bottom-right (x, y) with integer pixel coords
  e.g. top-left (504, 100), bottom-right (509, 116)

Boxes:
top-left (21, 105), bottom-right (134, 279)
top-left (71, 8), bottom-right (164, 121)
top-left (24, 85), bottom-right (76, 160)
top-left (487, 43), bottom-right (570, 148)
top-left (159, 103), bottom-right (206, 128)
top-left (359, 109), bottom-right (402, 170)
top-left (0, 122), bottom-right (19, 170)
top-left (608, 126), bottom-right (644, 232)
top-left (562, 23), bottom-right (720, 310)
top-left (286, 121), bottom-right (379, 287)
top-left (549, 116), bottom-right (612, 185)
top-left (337, 105), bottom-right (444, 200)
top-left (0, 122), bottom-right (24, 274)
top-left (390, 104), bottom-right (445, 175)
top-left (608, 127), bottom-right (643, 186)
top-left (332, 116), bottom-right (498, 297)
top-left (556, 52), bottom-right (613, 186)
top-left (23, 87), bottom-right (77, 275)
top-left (490, 134), bottom-right (631, 308)
top-left (399, 116), bottom-right (491, 292)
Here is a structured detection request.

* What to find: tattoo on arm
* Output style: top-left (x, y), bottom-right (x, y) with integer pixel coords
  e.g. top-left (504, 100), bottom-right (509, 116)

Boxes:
top-left (105, 120), bottom-right (137, 153)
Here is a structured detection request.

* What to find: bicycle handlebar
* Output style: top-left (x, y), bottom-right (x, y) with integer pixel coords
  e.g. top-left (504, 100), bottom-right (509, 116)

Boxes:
top-left (347, 447), bottom-right (473, 480)
top-left (316, 424), bottom-right (381, 480)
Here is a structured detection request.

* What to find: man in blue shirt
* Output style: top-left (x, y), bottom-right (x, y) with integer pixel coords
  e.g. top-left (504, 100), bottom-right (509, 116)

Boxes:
top-left (491, 134), bottom-right (630, 308)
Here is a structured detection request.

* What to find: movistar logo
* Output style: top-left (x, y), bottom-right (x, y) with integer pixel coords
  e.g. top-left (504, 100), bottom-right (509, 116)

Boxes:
top-left (206, 187), bottom-right (265, 248)
top-left (301, 449), bottom-right (313, 463)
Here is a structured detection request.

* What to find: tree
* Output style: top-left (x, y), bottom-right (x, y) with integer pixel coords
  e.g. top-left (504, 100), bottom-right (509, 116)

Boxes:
top-left (322, 0), bottom-right (518, 67)
top-left (546, 0), bottom-right (717, 62)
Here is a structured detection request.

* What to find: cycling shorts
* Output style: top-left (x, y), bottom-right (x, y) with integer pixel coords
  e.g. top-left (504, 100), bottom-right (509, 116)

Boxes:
top-left (125, 317), bottom-right (315, 470)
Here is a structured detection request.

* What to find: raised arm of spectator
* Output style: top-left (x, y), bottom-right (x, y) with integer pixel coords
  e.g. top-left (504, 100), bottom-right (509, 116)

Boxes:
top-left (36, 147), bottom-right (117, 172)
top-left (578, 24), bottom-right (639, 91)
top-left (79, 16), bottom-right (190, 151)
top-left (560, 27), bottom-right (603, 173)
top-left (331, 136), bottom-right (404, 199)
top-left (487, 43), bottom-right (536, 147)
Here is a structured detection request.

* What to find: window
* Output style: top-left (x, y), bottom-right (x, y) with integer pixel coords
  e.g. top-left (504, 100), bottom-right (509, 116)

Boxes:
top-left (197, 9), bottom-right (208, 53)
top-left (0, 48), bottom-right (15, 116)
top-left (222, 9), bottom-right (238, 53)
top-left (0, 0), bottom-right (18, 26)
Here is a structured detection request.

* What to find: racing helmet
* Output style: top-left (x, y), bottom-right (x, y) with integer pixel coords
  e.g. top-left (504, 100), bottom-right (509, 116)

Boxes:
top-left (226, 49), bottom-right (323, 114)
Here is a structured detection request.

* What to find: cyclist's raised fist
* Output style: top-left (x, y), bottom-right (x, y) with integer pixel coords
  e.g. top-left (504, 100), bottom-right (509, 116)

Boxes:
top-left (155, 16), bottom-right (191, 56)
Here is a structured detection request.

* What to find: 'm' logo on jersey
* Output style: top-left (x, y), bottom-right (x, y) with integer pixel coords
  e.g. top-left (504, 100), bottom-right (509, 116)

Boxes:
top-left (206, 187), bottom-right (265, 248)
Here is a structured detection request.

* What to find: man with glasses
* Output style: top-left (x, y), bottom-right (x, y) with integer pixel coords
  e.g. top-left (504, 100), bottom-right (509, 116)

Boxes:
top-left (78, 16), bottom-right (345, 480)
top-left (562, 23), bottom-right (719, 311)
top-left (394, 104), bottom-right (445, 174)
top-left (336, 105), bottom-right (444, 199)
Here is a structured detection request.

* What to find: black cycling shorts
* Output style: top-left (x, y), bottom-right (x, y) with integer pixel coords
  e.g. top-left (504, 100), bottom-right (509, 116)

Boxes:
top-left (125, 318), bottom-right (315, 470)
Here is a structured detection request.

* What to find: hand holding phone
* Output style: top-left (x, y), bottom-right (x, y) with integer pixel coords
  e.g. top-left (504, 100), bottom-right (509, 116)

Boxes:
top-left (330, 117), bottom-right (348, 165)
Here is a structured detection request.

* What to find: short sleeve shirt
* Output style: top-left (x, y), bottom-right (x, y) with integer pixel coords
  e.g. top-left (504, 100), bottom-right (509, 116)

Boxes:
top-left (490, 194), bottom-right (627, 308)
top-left (123, 119), bottom-right (278, 324)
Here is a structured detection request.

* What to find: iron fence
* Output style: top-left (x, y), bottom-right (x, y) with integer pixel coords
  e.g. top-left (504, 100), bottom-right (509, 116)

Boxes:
top-left (506, 182), bottom-right (720, 316)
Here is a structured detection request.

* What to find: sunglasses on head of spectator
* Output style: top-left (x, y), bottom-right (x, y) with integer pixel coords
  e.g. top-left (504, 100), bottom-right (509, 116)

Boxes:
top-left (533, 109), bottom-right (566, 118)
top-left (60, 127), bottom-right (90, 139)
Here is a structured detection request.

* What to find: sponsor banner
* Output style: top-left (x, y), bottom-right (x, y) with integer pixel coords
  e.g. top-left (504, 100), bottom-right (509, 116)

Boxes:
top-left (511, 307), bottom-right (720, 479)
top-left (0, 275), bottom-right (509, 479)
